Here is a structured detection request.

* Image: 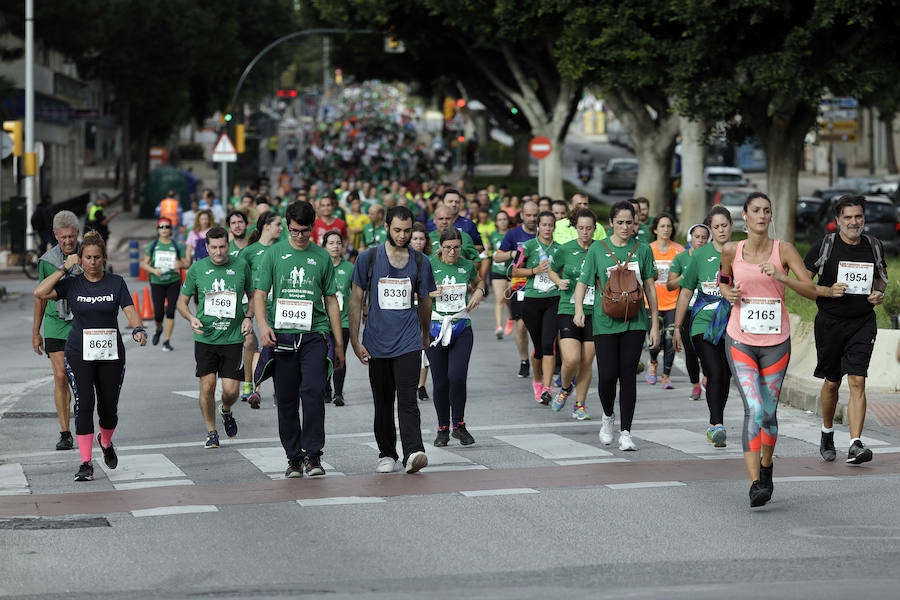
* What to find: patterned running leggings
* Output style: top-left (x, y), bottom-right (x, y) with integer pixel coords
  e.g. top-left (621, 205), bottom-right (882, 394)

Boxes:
top-left (725, 336), bottom-right (791, 452)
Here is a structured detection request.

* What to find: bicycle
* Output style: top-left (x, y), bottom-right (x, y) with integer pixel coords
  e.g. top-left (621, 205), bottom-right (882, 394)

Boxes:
top-left (21, 233), bottom-right (40, 280)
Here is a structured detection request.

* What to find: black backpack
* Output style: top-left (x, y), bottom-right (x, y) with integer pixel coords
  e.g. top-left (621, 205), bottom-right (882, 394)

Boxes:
top-left (813, 233), bottom-right (888, 288)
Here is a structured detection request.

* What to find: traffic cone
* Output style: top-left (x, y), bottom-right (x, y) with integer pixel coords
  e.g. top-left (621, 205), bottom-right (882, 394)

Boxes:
top-left (141, 286), bottom-right (154, 320)
top-left (138, 267), bottom-right (148, 281)
top-left (132, 291), bottom-right (140, 315)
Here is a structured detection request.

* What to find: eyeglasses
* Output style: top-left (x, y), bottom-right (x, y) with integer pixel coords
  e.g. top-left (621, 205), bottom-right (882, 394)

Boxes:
top-left (158, 225), bottom-right (172, 230)
top-left (442, 245), bottom-right (462, 252)
top-left (288, 227), bottom-right (312, 238)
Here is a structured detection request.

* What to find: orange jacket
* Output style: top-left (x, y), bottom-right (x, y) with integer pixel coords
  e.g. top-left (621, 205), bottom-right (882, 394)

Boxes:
top-left (158, 198), bottom-right (180, 226)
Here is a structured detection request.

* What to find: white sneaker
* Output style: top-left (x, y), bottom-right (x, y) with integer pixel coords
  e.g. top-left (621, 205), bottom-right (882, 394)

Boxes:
top-left (618, 430), bottom-right (637, 451)
top-left (405, 451), bottom-right (428, 474)
top-left (599, 414), bottom-right (615, 445)
top-left (375, 457), bottom-right (397, 473)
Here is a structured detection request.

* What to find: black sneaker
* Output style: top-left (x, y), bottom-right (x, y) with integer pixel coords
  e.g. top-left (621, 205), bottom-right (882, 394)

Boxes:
top-left (304, 455), bottom-right (325, 477)
top-left (285, 458), bottom-right (303, 478)
top-left (220, 404), bottom-right (238, 438)
top-left (56, 431), bottom-right (73, 451)
top-left (847, 440), bottom-right (873, 465)
top-left (98, 433), bottom-right (117, 469)
top-left (74, 461), bottom-right (94, 482)
top-left (517, 360), bottom-right (529, 378)
top-left (452, 424), bottom-right (475, 446)
top-left (333, 393), bottom-right (345, 407)
top-left (417, 386), bottom-right (429, 401)
top-left (749, 480), bottom-right (771, 507)
top-left (434, 428), bottom-right (450, 447)
top-left (820, 431), bottom-right (836, 462)
top-left (324, 386), bottom-right (332, 404)
top-left (540, 390), bottom-right (552, 405)
top-left (162, 341), bottom-right (173, 352)
top-left (152, 329), bottom-right (162, 346)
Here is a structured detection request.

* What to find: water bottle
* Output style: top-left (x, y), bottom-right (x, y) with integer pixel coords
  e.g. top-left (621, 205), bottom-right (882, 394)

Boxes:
top-left (538, 246), bottom-right (548, 265)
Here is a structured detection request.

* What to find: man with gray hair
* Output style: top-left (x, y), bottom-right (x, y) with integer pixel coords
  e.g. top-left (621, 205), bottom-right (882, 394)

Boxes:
top-left (32, 210), bottom-right (82, 450)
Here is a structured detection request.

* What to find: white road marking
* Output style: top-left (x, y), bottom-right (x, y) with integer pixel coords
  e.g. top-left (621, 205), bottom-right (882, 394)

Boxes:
top-left (0, 376), bottom-right (54, 420)
top-left (554, 458), bottom-right (630, 466)
top-left (494, 433), bottom-right (613, 460)
top-left (238, 447), bottom-right (343, 477)
top-left (606, 481), bottom-right (685, 490)
top-left (773, 476), bottom-right (839, 483)
top-left (364, 442), bottom-right (473, 466)
top-left (297, 496), bottom-right (385, 507)
top-left (421, 465), bottom-right (488, 473)
top-left (778, 422), bottom-right (890, 447)
top-left (0, 463), bottom-right (29, 495)
top-left (113, 479), bottom-right (194, 491)
top-left (131, 505), bottom-right (218, 517)
top-left (636, 429), bottom-right (743, 455)
top-left (459, 488), bottom-right (539, 497)
top-left (100, 453), bottom-right (188, 482)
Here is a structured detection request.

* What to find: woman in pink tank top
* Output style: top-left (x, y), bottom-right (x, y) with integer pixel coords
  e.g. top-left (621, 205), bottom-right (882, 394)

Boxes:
top-left (718, 192), bottom-right (817, 508)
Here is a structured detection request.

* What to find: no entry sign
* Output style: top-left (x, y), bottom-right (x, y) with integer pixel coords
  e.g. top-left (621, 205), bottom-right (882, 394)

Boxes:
top-left (529, 136), bottom-right (552, 160)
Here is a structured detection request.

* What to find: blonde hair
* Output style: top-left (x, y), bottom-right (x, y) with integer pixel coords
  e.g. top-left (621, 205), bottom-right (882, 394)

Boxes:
top-left (80, 231), bottom-right (107, 263)
top-left (193, 208), bottom-right (214, 232)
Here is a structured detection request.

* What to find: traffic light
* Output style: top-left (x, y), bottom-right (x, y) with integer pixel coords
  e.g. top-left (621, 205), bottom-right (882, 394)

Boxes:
top-left (457, 135), bottom-right (465, 143)
top-left (456, 98), bottom-right (466, 109)
top-left (335, 68), bottom-right (343, 85)
top-left (510, 106), bottom-right (519, 115)
top-left (223, 113), bottom-right (232, 122)
top-left (3, 120), bottom-right (23, 156)
top-left (277, 89), bottom-right (298, 98)
top-left (235, 124), bottom-right (246, 154)
top-left (443, 97), bottom-right (455, 121)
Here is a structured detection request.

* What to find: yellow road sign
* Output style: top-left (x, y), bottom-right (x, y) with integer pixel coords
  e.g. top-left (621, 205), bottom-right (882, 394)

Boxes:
top-left (819, 133), bottom-right (857, 143)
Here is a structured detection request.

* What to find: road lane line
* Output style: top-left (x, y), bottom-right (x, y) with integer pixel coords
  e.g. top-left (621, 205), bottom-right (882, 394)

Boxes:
top-left (0, 464), bottom-right (29, 495)
top-left (606, 481), bottom-right (685, 490)
top-left (494, 433), bottom-right (612, 459)
top-left (131, 505), bottom-right (218, 517)
top-left (297, 496), bottom-right (385, 507)
top-left (459, 488), bottom-right (539, 497)
top-left (100, 454), bottom-right (188, 482)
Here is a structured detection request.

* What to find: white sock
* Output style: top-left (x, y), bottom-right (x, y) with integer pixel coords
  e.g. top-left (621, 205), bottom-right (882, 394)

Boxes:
top-left (850, 437), bottom-right (861, 444)
top-left (822, 426), bottom-right (834, 433)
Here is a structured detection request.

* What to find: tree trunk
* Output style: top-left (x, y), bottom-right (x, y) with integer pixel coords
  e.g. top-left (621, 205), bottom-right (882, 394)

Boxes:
top-left (678, 116), bottom-right (708, 237)
top-left (540, 146), bottom-right (565, 199)
top-left (509, 134), bottom-right (531, 178)
top-left (883, 113), bottom-right (898, 175)
top-left (134, 126), bottom-right (150, 215)
top-left (120, 101), bottom-right (131, 212)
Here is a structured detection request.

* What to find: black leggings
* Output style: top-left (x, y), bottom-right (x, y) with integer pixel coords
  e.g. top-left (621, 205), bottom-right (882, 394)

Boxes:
top-left (682, 324), bottom-right (701, 383)
top-left (150, 280), bottom-right (180, 322)
top-left (522, 296), bottom-right (559, 358)
top-left (425, 326), bottom-right (474, 428)
top-left (692, 334), bottom-right (731, 425)
top-left (329, 328), bottom-right (351, 395)
top-left (65, 353), bottom-right (126, 436)
top-left (593, 330), bottom-right (644, 431)
top-left (648, 309), bottom-right (676, 375)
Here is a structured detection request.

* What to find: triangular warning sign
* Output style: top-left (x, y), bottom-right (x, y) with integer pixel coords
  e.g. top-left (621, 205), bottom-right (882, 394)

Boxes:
top-left (213, 133), bottom-right (236, 155)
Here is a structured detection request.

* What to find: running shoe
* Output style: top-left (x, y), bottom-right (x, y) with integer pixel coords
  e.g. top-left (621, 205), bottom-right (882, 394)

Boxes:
top-left (204, 430), bottom-right (220, 449)
top-left (434, 427), bottom-right (450, 447)
top-left (333, 393), bottom-right (345, 407)
top-left (690, 385), bottom-right (702, 401)
top-left (618, 430), bottom-right (637, 451)
top-left (152, 329), bottom-right (162, 346)
top-left (56, 431), bottom-right (73, 451)
top-left (285, 458), bottom-right (303, 478)
top-left (706, 427), bottom-right (716, 443)
top-left (711, 426), bottom-right (727, 448)
top-left (417, 386), bottom-right (429, 401)
top-left (599, 414), bottom-right (615, 445)
top-left (452, 424), bottom-right (475, 446)
top-left (247, 391), bottom-right (261, 409)
top-left (97, 433), bottom-right (117, 469)
top-left (847, 440), bottom-right (873, 465)
top-left (304, 455), bottom-right (325, 477)
top-left (504, 319), bottom-right (515, 336)
top-left (405, 451), bottom-right (428, 474)
top-left (540, 390), bottom-right (552, 406)
top-left (376, 457), bottom-right (397, 473)
top-left (532, 381), bottom-right (543, 402)
top-left (495, 326), bottom-right (503, 340)
top-left (240, 382), bottom-right (252, 402)
top-left (646, 361), bottom-right (658, 385)
top-left (572, 402), bottom-right (591, 421)
top-left (662, 375), bottom-right (674, 389)
top-left (749, 480), bottom-right (771, 507)
top-left (323, 387), bottom-right (332, 404)
top-left (220, 404), bottom-right (238, 438)
top-left (162, 341), bottom-right (174, 352)
top-left (820, 430), bottom-right (836, 462)
top-left (74, 461), bottom-right (93, 482)
top-left (518, 360), bottom-right (530, 378)
top-left (551, 386), bottom-right (572, 412)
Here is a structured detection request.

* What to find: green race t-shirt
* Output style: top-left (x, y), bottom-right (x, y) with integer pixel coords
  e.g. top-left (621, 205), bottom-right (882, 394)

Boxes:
top-left (333, 258), bottom-right (353, 328)
top-left (145, 240), bottom-right (183, 285)
top-left (555, 239), bottom-right (596, 316)
top-left (254, 238), bottom-right (336, 335)
top-left (180, 256), bottom-right (254, 345)
top-left (579, 239), bottom-right (657, 335)
top-left (229, 239), bottom-right (249, 259)
top-left (240, 241), bottom-right (275, 309)
top-left (362, 223), bottom-right (387, 248)
top-left (489, 230), bottom-right (510, 276)
top-left (679, 243), bottom-right (723, 338)
top-left (430, 255), bottom-right (477, 326)
top-left (38, 259), bottom-right (73, 340)
top-left (521, 238), bottom-right (560, 298)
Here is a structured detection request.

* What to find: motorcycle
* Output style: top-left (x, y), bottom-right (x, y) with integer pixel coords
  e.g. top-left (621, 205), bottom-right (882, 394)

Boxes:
top-left (578, 164), bottom-right (593, 184)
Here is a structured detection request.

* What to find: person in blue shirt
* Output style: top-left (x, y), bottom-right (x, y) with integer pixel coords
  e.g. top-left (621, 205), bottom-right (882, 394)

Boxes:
top-left (425, 189), bottom-right (484, 250)
top-left (349, 206), bottom-right (437, 476)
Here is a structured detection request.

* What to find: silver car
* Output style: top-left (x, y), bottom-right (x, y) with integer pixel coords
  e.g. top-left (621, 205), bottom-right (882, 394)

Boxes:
top-left (601, 158), bottom-right (639, 194)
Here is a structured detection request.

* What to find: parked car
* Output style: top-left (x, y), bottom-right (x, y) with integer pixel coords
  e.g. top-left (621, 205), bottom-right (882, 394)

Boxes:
top-left (795, 196), bottom-right (824, 240)
top-left (812, 187), bottom-right (856, 203)
top-left (834, 176), bottom-right (883, 194)
top-left (821, 194), bottom-right (900, 256)
top-left (712, 186), bottom-right (756, 232)
top-left (600, 157), bottom-right (639, 194)
top-left (704, 166), bottom-right (750, 188)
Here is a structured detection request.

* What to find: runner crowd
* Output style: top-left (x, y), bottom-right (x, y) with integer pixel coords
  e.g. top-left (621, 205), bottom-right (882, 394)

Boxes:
top-left (30, 88), bottom-right (890, 507)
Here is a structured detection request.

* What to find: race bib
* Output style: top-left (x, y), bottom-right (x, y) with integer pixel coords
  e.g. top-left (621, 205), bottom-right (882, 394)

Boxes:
top-left (516, 289), bottom-right (525, 301)
top-left (204, 291), bottom-right (236, 319)
top-left (336, 291), bottom-right (344, 311)
top-left (274, 298), bottom-right (313, 330)
top-left (533, 271), bottom-right (556, 292)
top-left (83, 328), bottom-right (118, 361)
top-left (437, 283), bottom-right (467, 313)
top-left (700, 280), bottom-right (722, 297)
top-left (570, 285), bottom-right (596, 306)
top-left (655, 260), bottom-right (671, 284)
top-left (378, 277), bottom-right (412, 310)
top-left (605, 262), bottom-right (641, 284)
top-left (837, 261), bottom-right (874, 295)
top-left (740, 297), bottom-right (782, 334)
top-left (154, 250), bottom-right (176, 272)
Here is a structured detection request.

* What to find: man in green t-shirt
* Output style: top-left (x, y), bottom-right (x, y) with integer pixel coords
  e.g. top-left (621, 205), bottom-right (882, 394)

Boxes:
top-left (32, 210), bottom-right (81, 451)
top-left (362, 203), bottom-right (387, 248)
top-left (177, 227), bottom-right (255, 450)
top-left (253, 201), bottom-right (345, 479)
top-left (431, 205), bottom-right (488, 282)
top-left (227, 210), bottom-right (250, 258)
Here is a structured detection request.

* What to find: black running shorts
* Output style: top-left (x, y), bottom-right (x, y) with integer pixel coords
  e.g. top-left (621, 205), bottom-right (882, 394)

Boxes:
top-left (813, 311), bottom-right (877, 381)
top-left (194, 341), bottom-right (244, 379)
top-left (558, 313), bottom-right (593, 343)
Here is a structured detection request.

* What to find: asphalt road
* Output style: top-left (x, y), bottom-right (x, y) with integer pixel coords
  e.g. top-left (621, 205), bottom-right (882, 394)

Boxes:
top-left (2, 268), bottom-right (900, 599)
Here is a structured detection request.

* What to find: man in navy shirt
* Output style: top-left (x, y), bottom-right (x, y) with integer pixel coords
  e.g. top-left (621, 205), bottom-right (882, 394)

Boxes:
top-left (349, 206), bottom-right (437, 475)
top-left (426, 189), bottom-right (484, 250)
top-left (494, 200), bottom-right (538, 378)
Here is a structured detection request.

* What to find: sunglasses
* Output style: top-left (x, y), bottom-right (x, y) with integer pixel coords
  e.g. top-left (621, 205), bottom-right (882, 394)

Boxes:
top-left (158, 225), bottom-right (172, 229)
